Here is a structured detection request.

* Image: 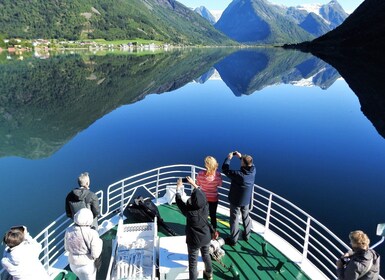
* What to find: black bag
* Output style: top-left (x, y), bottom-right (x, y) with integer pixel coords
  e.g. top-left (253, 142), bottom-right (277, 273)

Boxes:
top-left (124, 196), bottom-right (178, 236)
top-left (198, 210), bottom-right (218, 240)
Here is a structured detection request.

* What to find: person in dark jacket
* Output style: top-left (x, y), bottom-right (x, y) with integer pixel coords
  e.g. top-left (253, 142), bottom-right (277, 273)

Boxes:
top-left (336, 230), bottom-right (380, 280)
top-left (65, 172), bottom-right (100, 230)
top-left (222, 151), bottom-right (256, 246)
top-left (175, 177), bottom-right (213, 280)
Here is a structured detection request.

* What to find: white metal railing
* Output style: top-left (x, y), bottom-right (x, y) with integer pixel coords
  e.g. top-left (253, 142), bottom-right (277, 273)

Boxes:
top-left (0, 164), bottom-right (382, 280)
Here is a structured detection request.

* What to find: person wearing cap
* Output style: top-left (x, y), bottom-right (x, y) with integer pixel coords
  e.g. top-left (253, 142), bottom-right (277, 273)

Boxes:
top-left (65, 172), bottom-right (100, 230)
top-left (222, 151), bottom-right (256, 246)
top-left (336, 230), bottom-right (380, 279)
top-left (65, 208), bottom-right (103, 280)
top-left (1, 225), bottom-right (50, 280)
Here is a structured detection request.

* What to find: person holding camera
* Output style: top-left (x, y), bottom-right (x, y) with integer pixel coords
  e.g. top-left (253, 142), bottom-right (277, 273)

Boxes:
top-left (336, 230), bottom-right (380, 280)
top-left (175, 177), bottom-right (213, 280)
top-left (2, 225), bottom-right (50, 280)
top-left (222, 151), bottom-right (256, 246)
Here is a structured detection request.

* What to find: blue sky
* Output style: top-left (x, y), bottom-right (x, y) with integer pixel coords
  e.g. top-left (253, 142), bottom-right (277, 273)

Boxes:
top-left (178, 0), bottom-right (364, 13)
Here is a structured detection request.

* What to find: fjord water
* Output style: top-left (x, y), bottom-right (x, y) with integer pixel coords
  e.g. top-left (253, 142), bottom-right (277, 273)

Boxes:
top-left (1, 48), bottom-right (385, 261)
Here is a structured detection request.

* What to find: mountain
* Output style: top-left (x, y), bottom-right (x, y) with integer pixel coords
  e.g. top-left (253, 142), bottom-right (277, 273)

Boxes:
top-left (319, 0), bottom-right (348, 29)
top-left (286, 1), bottom-right (348, 37)
top-left (194, 6), bottom-right (216, 25)
top-left (0, 0), bottom-right (233, 45)
top-left (215, 0), bottom-right (313, 44)
top-left (299, 12), bottom-right (331, 37)
top-left (282, 0), bottom-right (385, 138)
top-left (291, 0), bottom-right (385, 53)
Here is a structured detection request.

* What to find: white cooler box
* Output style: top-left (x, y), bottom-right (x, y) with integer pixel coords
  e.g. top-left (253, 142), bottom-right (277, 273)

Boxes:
top-left (159, 236), bottom-right (204, 280)
top-left (107, 220), bottom-right (157, 280)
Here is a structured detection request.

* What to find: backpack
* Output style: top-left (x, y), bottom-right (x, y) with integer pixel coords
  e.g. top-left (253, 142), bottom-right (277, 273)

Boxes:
top-left (69, 199), bottom-right (88, 217)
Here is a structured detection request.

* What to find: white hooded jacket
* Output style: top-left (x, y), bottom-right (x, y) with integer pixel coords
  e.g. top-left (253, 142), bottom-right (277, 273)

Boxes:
top-left (1, 232), bottom-right (50, 280)
top-left (64, 208), bottom-right (103, 266)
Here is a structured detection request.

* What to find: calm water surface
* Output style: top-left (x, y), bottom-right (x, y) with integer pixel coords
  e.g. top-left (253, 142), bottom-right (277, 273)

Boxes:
top-left (1, 48), bottom-right (385, 263)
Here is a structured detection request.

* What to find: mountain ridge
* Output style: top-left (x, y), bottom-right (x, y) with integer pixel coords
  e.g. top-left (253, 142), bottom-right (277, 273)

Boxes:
top-left (215, 0), bottom-right (314, 44)
top-left (214, 0), bottom-right (347, 44)
top-left (0, 0), bottom-right (234, 45)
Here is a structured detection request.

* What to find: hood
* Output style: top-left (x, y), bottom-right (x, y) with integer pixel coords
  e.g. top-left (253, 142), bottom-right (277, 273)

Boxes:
top-left (242, 164), bottom-right (255, 174)
top-left (71, 187), bottom-right (89, 201)
top-left (74, 208), bottom-right (93, 226)
top-left (187, 188), bottom-right (207, 210)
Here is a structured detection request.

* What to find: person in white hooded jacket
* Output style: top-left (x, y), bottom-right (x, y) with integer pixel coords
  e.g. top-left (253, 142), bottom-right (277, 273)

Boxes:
top-left (1, 225), bottom-right (50, 280)
top-left (65, 208), bottom-right (103, 280)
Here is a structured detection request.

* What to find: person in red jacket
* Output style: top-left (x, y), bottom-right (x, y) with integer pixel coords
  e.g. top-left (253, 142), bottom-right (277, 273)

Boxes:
top-left (196, 156), bottom-right (222, 236)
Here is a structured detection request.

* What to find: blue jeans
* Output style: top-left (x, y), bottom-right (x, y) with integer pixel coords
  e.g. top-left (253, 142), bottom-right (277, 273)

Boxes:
top-left (187, 243), bottom-right (212, 280)
top-left (229, 203), bottom-right (252, 243)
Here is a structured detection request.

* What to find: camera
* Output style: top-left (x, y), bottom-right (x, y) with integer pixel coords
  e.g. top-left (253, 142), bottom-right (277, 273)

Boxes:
top-left (232, 152), bottom-right (237, 155)
top-left (340, 256), bottom-right (350, 265)
top-left (182, 178), bottom-right (188, 183)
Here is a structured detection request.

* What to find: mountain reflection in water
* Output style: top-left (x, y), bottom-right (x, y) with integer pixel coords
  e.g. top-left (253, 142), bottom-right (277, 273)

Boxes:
top-left (0, 48), bottom-right (341, 159)
top-left (1, 48), bottom-right (385, 269)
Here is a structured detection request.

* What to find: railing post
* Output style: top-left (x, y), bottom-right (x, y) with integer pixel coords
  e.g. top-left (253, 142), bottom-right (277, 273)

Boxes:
top-left (249, 184), bottom-right (255, 211)
top-left (191, 166), bottom-right (196, 181)
top-left (43, 230), bottom-right (49, 270)
top-left (264, 194), bottom-right (273, 234)
top-left (155, 168), bottom-right (160, 204)
top-left (302, 217), bottom-right (311, 264)
top-left (120, 181), bottom-right (125, 214)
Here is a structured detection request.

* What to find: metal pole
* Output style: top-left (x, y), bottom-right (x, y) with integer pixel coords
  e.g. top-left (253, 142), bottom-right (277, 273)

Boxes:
top-left (302, 217), bottom-right (311, 264)
top-left (120, 181), bottom-right (125, 214)
top-left (264, 194), bottom-right (273, 234)
top-left (156, 168), bottom-right (160, 204)
top-left (44, 231), bottom-right (49, 270)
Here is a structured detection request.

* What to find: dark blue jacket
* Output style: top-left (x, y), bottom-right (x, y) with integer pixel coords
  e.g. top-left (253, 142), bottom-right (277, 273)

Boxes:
top-left (222, 157), bottom-right (256, 206)
top-left (176, 187), bottom-right (211, 249)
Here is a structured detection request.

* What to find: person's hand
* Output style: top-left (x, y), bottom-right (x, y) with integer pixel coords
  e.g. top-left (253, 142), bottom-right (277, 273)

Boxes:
top-left (336, 252), bottom-right (350, 268)
top-left (233, 151), bottom-right (241, 158)
top-left (186, 176), bottom-right (197, 187)
top-left (228, 152), bottom-right (233, 159)
top-left (336, 258), bottom-right (344, 268)
top-left (176, 178), bottom-right (183, 190)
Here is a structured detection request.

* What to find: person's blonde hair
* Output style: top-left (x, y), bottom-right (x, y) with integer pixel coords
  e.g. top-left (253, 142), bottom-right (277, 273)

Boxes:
top-left (349, 230), bottom-right (370, 250)
top-left (205, 156), bottom-right (218, 176)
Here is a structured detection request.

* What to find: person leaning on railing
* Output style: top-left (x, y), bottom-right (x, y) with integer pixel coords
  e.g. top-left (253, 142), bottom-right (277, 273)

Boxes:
top-left (336, 230), bottom-right (380, 280)
top-left (1, 226), bottom-right (50, 280)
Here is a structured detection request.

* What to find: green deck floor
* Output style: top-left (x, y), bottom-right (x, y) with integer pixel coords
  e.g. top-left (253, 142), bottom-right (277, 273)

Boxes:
top-left (158, 203), bottom-right (311, 280)
top-left (54, 203), bottom-right (311, 280)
